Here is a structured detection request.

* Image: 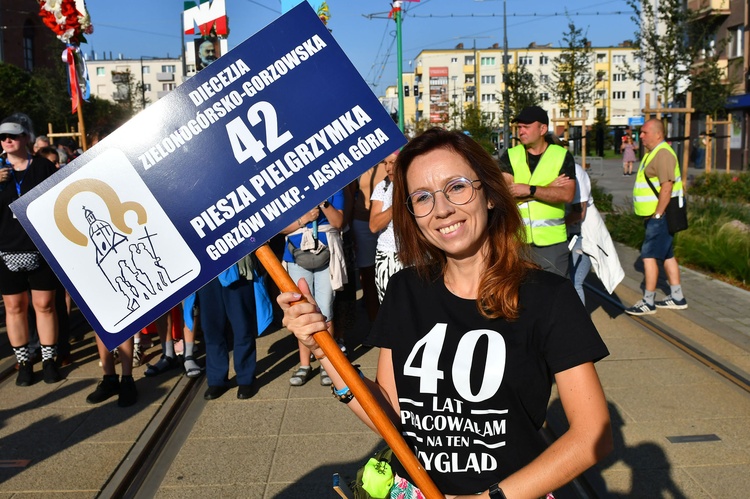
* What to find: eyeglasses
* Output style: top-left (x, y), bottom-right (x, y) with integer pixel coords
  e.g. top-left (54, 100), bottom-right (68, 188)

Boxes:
top-left (406, 177), bottom-right (482, 218)
top-left (0, 134), bottom-right (22, 142)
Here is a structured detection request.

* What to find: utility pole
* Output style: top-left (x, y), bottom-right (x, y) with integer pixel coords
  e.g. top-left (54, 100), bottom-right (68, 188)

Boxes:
top-left (395, 1), bottom-right (405, 132)
top-left (502, 0), bottom-right (510, 150)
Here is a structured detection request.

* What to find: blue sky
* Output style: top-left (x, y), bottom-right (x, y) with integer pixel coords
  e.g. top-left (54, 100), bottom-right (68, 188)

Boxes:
top-left (83, 1), bottom-right (636, 96)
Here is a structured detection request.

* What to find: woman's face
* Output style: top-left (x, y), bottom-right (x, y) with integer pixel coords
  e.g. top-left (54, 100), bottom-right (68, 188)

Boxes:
top-left (1, 132), bottom-right (27, 156)
top-left (383, 153), bottom-right (397, 180)
top-left (406, 148), bottom-right (491, 261)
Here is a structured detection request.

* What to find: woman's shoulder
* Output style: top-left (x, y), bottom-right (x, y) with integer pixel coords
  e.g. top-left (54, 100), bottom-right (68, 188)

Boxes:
top-left (520, 268), bottom-right (570, 294)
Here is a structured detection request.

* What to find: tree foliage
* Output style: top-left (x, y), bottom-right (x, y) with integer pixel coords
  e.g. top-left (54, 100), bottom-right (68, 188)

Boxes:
top-left (624, 0), bottom-right (724, 109)
top-left (462, 103), bottom-right (496, 153)
top-left (502, 62), bottom-right (539, 124)
top-left (0, 62), bottom-right (137, 145)
top-left (546, 21), bottom-right (596, 116)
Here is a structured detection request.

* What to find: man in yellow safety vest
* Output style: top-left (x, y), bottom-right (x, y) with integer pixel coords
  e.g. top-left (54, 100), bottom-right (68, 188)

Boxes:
top-left (499, 106), bottom-right (576, 277)
top-left (625, 119), bottom-right (688, 315)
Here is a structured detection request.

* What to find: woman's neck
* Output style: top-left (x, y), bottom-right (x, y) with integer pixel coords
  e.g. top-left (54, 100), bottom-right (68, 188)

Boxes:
top-left (8, 152), bottom-right (29, 170)
top-left (443, 252), bottom-right (487, 299)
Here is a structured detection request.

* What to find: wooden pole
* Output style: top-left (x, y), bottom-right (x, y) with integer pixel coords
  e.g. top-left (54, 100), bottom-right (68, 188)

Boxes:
top-left (726, 113), bottom-right (732, 172)
top-left (683, 92), bottom-right (691, 185)
top-left (706, 116), bottom-right (713, 173)
top-left (254, 244), bottom-right (444, 499)
top-left (76, 102), bottom-right (88, 151)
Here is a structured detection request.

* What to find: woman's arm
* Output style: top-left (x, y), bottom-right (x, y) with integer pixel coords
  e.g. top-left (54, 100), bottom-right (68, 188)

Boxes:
top-left (280, 207), bottom-right (320, 235)
top-left (278, 280), bottom-right (401, 431)
top-left (369, 199), bottom-right (391, 233)
top-left (478, 363), bottom-right (611, 499)
top-left (320, 201), bottom-right (344, 229)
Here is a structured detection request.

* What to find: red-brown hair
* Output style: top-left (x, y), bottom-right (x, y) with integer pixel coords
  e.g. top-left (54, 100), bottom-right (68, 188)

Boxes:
top-left (392, 128), bottom-right (535, 320)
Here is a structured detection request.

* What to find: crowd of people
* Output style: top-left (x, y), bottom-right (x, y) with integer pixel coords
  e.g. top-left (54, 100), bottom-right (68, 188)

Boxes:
top-left (2, 104), bottom-right (693, 496)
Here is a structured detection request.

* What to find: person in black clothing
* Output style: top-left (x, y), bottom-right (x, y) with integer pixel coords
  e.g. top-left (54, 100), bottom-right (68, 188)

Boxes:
top-left (280, 128), bottom-right (612, 497)
top-left (0, 118), bottom-right (61, 386)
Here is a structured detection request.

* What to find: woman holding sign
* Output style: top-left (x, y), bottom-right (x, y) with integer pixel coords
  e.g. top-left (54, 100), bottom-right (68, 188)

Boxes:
top-left (0, 117), bottom-right (61, 387)
top-left (279, 129), bottom-right (612, 498)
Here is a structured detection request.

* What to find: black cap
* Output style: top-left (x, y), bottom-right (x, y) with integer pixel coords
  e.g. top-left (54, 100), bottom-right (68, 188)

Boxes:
top-left (513, 106), bottom-right (549, 126)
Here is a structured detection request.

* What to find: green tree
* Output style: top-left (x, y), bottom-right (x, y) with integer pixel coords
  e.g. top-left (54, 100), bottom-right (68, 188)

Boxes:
top-left (502, 61), bottom-right (539, 124)
top-left (624, 0), bottom-right (723, 108)
top-left (546, 21), bottom-right (596, 117)
top-left (690, 58), bottom-right (737, 119)
top-left (462, 103), bottom-right (496, 153)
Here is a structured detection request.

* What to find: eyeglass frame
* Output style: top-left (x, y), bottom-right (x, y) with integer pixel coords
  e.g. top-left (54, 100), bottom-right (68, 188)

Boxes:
top-left (405, 177), bottom-right (483, 218)
top-left (0, 133), bottom-right (23, 142)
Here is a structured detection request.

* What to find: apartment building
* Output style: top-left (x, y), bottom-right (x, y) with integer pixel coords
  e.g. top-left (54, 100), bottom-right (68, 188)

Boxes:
top-left (409, 42), bottom-right (640, 134)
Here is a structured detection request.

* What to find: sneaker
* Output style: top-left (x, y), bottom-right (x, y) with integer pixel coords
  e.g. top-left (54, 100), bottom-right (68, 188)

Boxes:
top-left (624, 300), bottom-right (656, 316)
top-left (337, 341), bottom-right (347, 357)
top-left (16, 361), bottom-right (33, 387)
top-left (86, 375), bottom-right (120, 404)
top-left (319, 367), bottom-right (332, 386)
top-left (289, 366), bottom-right (312, 386)
top-left (42, 359), bottom-right (62, 384)
top-left (655, 295), bottom-right (688, 310)
top-left (133, 345), bottom-right (145, 367)
top-left (118, 376), bottom-right (138, 407)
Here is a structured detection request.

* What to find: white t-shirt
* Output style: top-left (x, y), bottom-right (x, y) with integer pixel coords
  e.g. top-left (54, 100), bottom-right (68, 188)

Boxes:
top-left (568, 163), bottom-right (591, 235)
top-left (370, 178), bottom-right (397, 253)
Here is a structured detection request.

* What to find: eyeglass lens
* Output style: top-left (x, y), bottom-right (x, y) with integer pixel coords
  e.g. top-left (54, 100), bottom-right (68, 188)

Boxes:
top-left (408, 178), bottom-right (479, 217)
top-left (0, 134), bottom-right (20, 141)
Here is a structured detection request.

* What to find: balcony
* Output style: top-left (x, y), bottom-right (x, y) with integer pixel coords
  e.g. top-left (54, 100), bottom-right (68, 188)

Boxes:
top-left (156, 72), bottom-right (175, 82)
top-left (688, 0), bottom-right (730, 20)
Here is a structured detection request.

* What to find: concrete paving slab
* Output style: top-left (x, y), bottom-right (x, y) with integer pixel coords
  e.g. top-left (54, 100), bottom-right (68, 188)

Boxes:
top-left (160, 436), bottom-right (276, 487)
top-left (155, 484), bottom-right (268, 498)
top-left (684, 463), bottom-right (750, 497)
top-left (191, 399), bottom-right (286, 437)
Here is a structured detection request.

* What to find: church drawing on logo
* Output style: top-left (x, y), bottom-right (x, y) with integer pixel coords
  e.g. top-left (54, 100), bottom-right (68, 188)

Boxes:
top-left (83, 206), bottom-right (177, 316)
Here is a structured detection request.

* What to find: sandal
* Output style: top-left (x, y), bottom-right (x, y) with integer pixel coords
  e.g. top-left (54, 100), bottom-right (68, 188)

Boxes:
top-left (319, 367), bottom-right (332, 386)
top-left (144, 355), bottom-right (179, 377)
top-left (183, 356), bottom-right (204, 378)
top-left (289, 366), bottom-right (312, 386)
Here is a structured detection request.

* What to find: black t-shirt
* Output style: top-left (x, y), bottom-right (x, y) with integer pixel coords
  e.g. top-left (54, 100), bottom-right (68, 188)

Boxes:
top-left (0, 156), bottom-right (57, 251)
top-left (498, 146), bottom-right (576, 180)
top-left (366, 267), bottom-right (608, 495)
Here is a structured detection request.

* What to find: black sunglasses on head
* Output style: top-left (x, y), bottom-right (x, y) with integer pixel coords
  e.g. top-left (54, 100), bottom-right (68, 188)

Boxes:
top-left (0, 133), bottom-right (23, 141)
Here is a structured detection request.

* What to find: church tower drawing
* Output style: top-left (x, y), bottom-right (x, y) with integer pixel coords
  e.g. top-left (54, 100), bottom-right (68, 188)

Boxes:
top-left (84, 206), bottom-right (128, 265)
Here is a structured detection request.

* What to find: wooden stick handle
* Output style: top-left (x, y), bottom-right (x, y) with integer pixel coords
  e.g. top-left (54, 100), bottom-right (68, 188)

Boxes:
top-left (254, 243), bottom-right (443, 499)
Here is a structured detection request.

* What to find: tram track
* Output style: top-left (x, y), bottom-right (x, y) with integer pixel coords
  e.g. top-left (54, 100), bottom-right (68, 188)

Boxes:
top-left (98, 371), bottom-right (205, 499)
top-left (585, 282), bottom-right (750, 395)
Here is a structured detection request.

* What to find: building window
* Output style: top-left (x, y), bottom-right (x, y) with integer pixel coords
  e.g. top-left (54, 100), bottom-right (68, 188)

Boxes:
top-left (632, 90), bottom-right (640, 99)
top-left (481, 75), bottom-right (495, 84)
top-left (161, 65), bottom-right (176, 73)
top-left (502, 55), bottom-right (512, 64)
top-left (465, 75), bottom-right (475, 84)
top-left (519, 56), bottom-right (532, 65)
top-left (597, 53), bottom-right (607, 62)
top-left (163, 83), bottom-right (176, 91)
top-left (404, 85), bottom-right (410, 97)
top-left (96, 67), bottom-right (106, 76)
top-left (612, 91), bottom-right (626, 100)
top-left (728, 25), bottom-right (744, 58)
top-left (464, 56), bottom-right (475, 65)
top-left (613, 55), bottom-right (626, 64)
top-left (539, 55), bottom-right (549, 65)
top-left (539, 92), bottom-right (550, 101)
top-left (596, 90), bottom-right (606, 99)
top-left (481, 56), bottom-right (496, 66)
top-left (451, 57), bottom-right (458, 63)
top-left (613, 73), bottom-right (627, 82)
top-left (481, 93), bottom-right (496, 102)
top-left (22, 21), bottom-right (34, 71)
top-left (142, 66), bottom-right (150, 74)
top-left (143, 83), bottom-right (151, 92)
top-left (539, 74), bottom-right (549, 84)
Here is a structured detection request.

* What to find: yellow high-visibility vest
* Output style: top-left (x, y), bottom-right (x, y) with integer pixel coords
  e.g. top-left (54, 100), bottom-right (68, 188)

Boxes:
top-left (633, 142), bottom-right (683, 216)
top-left (508, 143), bottom-right (568, 246)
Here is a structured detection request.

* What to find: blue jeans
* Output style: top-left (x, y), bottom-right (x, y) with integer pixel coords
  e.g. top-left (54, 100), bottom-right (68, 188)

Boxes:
top-left (570, 235), bottom-right (591, 305)
top-left (197, 277), bottom-right (257, 387)
top-left (287, 261), bottom-right (334, 321)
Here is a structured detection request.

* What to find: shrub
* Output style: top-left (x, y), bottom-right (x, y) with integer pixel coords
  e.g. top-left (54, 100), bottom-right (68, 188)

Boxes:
top-left (689, 172), bottom-right (750, 204)
top-left (591, 180), bottom-right (613, 213)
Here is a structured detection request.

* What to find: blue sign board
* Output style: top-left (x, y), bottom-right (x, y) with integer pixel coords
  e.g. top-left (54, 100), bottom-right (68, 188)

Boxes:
top-left (11, 3), bottom-right (406, 351)
top-left (628, 116), bottom-right (645, 127)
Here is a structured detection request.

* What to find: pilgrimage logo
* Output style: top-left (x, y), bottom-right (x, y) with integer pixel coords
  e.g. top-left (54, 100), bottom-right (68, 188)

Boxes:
top-left (25, 149), bottom-right (200, 333)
